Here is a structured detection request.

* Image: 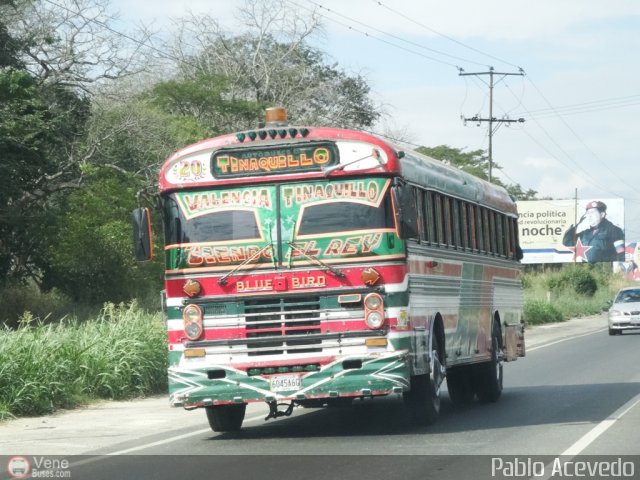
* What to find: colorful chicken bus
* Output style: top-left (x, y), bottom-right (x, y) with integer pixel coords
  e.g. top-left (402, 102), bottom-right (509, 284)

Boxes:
top-left (132, 107), bottom-right (525, 432)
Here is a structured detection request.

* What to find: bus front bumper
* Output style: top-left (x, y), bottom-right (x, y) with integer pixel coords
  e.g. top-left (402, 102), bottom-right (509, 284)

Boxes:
top-left (169, 351), bottom-right (411, 408)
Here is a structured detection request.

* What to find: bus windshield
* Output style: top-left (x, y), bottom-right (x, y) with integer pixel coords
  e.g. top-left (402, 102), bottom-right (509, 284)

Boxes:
top-left (162, 178), bottom-right (398, 269)
top-left (298, 199), bottom-right (393, 235)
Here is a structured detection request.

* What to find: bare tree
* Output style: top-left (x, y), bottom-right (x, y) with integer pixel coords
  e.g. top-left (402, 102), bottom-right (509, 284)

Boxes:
top-left (166, 0), bottom-right (381, 128)
top-left (4, 0), bottom-right (155, 93)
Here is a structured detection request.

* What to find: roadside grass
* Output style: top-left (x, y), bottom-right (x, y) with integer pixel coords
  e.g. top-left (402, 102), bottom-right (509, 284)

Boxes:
top-left (0, 301), bottom-right (167, 421)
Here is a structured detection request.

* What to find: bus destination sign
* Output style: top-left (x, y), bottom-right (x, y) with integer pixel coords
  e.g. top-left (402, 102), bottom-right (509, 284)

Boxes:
top-left (211, 142), bottom-right (339, 177)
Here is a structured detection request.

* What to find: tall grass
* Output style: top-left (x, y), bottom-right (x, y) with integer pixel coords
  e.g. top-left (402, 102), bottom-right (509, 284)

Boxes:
top-left (0, 302), bottom-right (167, 421)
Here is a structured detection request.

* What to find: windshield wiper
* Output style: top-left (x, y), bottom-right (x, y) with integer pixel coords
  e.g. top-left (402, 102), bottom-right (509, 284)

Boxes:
top-left (217, 243), bottom-right (274, 285)
top-left (287, 241), bottom-right (345, 278)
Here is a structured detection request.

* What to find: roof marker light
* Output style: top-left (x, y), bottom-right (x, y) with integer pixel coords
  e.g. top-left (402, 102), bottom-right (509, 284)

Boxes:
top-left (265, 106), bottom-right (288, 124)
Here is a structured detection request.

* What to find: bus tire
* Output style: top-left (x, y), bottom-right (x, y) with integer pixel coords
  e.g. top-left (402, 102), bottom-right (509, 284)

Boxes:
top-left (403, 334), bottom-right (443, 425)
top-left (474, 321), bottom-right (503, 403)
top-left (446, 365), bottom-right (475, 405)
top-left (205, 404), bottom-right (246, 432)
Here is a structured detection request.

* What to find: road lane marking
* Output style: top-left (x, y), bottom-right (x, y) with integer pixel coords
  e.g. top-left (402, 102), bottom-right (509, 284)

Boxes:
top-left (561, 392), bottom-right (640, 456)
top-left (530, 393), bottom-right (640, 480)
top-left (526, 328), bottom-right (606, 352)
top-left (108, 412), bottom-right (266, 454)
top-left (70, 412), bottom-right (266, 468)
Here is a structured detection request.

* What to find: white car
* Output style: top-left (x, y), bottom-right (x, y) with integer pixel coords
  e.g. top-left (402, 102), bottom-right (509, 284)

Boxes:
top-left (608, 287), bottom-right (640, 335)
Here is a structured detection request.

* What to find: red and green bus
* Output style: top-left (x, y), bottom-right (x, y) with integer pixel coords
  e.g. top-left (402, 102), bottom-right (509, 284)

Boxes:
top-left (133, 107), bottom-right (525, 432)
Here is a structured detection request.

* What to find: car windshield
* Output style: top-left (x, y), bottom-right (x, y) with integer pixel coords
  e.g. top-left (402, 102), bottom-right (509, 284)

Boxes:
top-left (615, 289), bottom-right (640, 303)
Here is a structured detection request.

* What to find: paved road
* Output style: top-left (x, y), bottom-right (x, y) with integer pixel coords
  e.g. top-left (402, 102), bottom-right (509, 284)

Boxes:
top-left (2, 313), bottom-right (639, 479)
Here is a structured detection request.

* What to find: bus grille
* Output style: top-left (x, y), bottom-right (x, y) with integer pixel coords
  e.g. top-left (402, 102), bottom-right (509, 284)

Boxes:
top-left (244, 296), bottom-right (322, 356)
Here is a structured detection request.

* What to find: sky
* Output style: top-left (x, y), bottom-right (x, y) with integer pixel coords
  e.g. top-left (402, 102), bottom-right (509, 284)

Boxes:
top-left (110, 0), bottom-right (640, 240)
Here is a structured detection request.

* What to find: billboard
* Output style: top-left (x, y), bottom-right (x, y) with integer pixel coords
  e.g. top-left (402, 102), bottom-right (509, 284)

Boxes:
top-left (516, 199), bottom-right (625, 264)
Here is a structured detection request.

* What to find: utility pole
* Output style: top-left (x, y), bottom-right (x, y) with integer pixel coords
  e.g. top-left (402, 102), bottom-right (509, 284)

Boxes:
top-left (459, 67), bottom-right (525, 182)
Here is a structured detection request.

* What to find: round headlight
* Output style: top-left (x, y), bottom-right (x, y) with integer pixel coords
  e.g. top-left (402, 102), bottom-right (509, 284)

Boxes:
top-left (366, 311), bottom-right (384, 329)
top-left (183, 304), bottom-right (203, 340)
top-left (184, 322), bottom-right (203, 339)
top-left (364, 293), bottom-right (382, 310)
top-left (183, 304), bottom-right (202, 323)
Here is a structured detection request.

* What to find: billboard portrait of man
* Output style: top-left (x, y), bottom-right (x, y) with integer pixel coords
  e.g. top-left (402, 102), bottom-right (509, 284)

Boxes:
top-left (562, 200), bottom-right (625, 263)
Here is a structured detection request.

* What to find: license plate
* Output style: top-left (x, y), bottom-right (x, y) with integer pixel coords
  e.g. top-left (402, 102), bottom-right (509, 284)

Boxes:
top-left (269, 374), bottom-right (302, 392)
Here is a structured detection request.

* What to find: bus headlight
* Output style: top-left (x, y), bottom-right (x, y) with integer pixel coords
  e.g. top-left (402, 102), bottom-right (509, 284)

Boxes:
top-left (365, 293), bottom-right (382, 310)
top-left (183, 304), bottom-right (204, 340)
top-left (364, 293), bottom-right (384, 329)
top-left (365, 311), bottom-right (384, 329)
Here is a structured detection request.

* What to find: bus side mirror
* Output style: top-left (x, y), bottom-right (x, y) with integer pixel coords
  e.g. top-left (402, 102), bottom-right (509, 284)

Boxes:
top-left (132, 207), bottom-right (153, 261)
top-left (392, 184), bottom-right (418, 240)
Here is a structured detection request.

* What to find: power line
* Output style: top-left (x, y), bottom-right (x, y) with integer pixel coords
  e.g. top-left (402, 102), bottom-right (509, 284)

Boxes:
top-left (525, 76), bottom-right (640, 196)
top-left (285, 0), bottom-right (460, 69)
top-left (304, 0), bottom-right (488, 68)
top-left (513, 95), bottom-right (640, 120)
top-left (372, 0), bottom-right (522, 71)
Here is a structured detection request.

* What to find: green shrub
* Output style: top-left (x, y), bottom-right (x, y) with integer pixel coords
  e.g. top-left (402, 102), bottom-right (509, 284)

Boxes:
top-left (524, 299), bottom-right (564, 325)
top-left (572, 270), bottom-right (598, 296)
top-left (545, 265), bottom-right (598, 297)
top-left (0, 284), bottom-right (76, 329)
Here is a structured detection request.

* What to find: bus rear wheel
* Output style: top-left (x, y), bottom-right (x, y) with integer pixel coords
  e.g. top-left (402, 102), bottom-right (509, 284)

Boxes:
top-left (474, 322), bottom-right (503, 403)
top-left (446, 365), bottom-right (475, 405)
top-left (205, 404), bottom-right (246, 432)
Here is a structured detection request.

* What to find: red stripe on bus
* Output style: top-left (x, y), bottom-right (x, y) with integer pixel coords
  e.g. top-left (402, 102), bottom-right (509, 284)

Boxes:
top-left (165, 264), bottom-right (407, 299)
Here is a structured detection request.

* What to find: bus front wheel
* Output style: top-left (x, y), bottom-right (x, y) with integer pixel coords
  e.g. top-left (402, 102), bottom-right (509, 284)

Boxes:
top-left (205, 404), bottom-right (246, 432)
top-left (403, 335), bottom-right (444, 425)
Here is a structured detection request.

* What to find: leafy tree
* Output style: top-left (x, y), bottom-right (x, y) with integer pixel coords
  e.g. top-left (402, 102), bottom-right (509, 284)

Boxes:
top-left (417, 145), bottom-right (494, 180)
top-left (144, 73), bottom-right (263, 135)
top-left (44, 167), bottom-right (163, 304)
top-left (0, 68), bottom-right (89, 284)
top-left (0, 0), bottom-right (153, 290)
top-left (505, 183), bottom-right (539, 201)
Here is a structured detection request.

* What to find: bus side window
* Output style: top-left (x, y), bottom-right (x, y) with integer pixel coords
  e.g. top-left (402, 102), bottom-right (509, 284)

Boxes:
top-left (489, 211), bottom-right (497, 255)
top-left (452, 199), bottom-right (462, 249)
top-left (408, 187), bottom-right (420, 240)
top-left (434, 194), bottom-right (444, 245)
top-left (509, 217), bottom-right (520, 260)
top-left (415, 188), bottom-right (425, 242)
top-left (496, 213), bottom-right (505, 257)
top-left (443, 196), bottom-right (453, 247)
top-left (476, 206), bottom-right (484, 252)
top-left (460, 201), bottom-right (469, 250)
top-left (425, 191), bottom-right (438, 245)
top-left (468, 204), bottom-right (477, 250)
top-left (482, 208), bottom-right (491, 254)
top-left (392, 183), bottom-right (419, 240)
